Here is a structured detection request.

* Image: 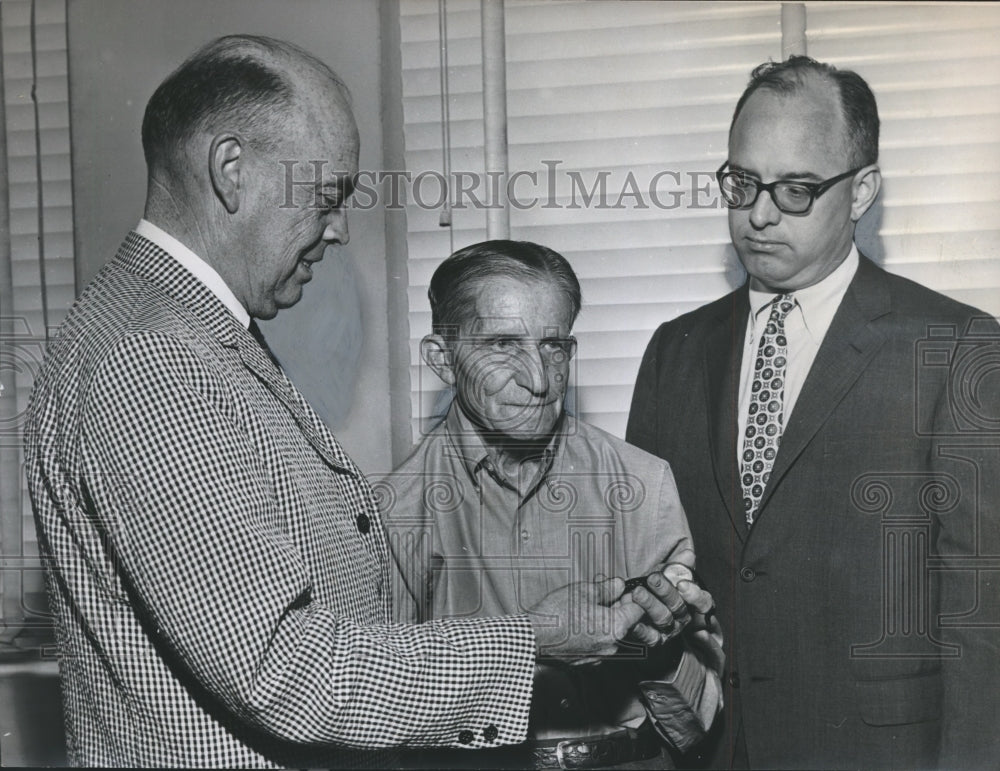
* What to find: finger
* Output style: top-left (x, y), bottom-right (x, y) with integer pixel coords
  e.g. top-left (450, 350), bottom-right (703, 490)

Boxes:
top-left (631, 585), bottom-right (678, 631)
top-left (594, 576), bottom-right (625, 605)
top-left (628, 621), bottom-right (664, 647)
top-left (675, 580), bottom-right (714, 615)
top-left (663, 562), bottom-right (694, 584)
top-left (646, 573), bottom-right (692, 626)
top-left (613, 595), bottom-right (645, 641)
top-left (689, 628), bottom-right (726, 676)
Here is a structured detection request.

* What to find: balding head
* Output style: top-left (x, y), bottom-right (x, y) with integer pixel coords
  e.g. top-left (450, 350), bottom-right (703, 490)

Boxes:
top-left (729, 55), bottom-right (879, 168)
top-left (140, 35), bottom-right (359, 320)
top-left (141, 34), bottom-right (350, 179)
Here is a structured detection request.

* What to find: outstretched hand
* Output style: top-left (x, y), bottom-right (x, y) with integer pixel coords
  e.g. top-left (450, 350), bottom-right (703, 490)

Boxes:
top-left (528, 577), bottom-right (644, 662)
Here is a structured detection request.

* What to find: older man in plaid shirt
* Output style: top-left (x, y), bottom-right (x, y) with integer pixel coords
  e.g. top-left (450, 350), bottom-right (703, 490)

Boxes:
top-left (22, 35), bottom-right (689, 768)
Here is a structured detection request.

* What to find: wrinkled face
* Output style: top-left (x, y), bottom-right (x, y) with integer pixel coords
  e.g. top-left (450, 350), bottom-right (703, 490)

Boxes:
top-left (239, 80), bottom-right (359, 319)
top-left (728, 81), bottom-right (858, 292)
top-left (449, 276), bottom-right (576, 442)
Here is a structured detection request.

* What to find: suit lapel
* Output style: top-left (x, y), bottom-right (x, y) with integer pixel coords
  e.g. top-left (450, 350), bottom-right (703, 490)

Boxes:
top-left (754, 257), bottom-right (890, 518)
top-left (705, 289), bottom-right (751, 539)
top-left (119, 231), bottom-right (364, 477)
top-left (234, 326), bottom-right (359, 475)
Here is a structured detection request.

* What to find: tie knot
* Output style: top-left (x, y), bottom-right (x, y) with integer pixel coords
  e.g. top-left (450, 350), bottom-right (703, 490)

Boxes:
top-left (769, 294), bottom-right (796, 322)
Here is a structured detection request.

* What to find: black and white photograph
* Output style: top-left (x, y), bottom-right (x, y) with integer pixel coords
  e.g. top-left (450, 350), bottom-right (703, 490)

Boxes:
top-left (1, 1), bottom-right (998, 768)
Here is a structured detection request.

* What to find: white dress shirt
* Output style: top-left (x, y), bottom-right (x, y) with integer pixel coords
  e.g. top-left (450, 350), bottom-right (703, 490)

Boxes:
top-left (135, 218), bottom-right (250, 329)
top-left (737, 245), bottom-right (859, 463)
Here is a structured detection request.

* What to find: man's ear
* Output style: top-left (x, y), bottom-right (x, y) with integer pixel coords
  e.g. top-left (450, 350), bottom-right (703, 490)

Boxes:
top-left (209, 134), bottom-right (243, 214)
top-left (420, 335), bottom-right (455, 386)
top-left (850, 165), bottom-right (881, 222)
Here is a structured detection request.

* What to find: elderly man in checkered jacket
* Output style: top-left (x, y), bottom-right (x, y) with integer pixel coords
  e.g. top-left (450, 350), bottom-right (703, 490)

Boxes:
top-left (23, 35), bottom-right (698, 768)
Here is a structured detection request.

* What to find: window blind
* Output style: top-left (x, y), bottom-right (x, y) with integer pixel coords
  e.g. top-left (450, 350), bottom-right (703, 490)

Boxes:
top-left (1, 0), bottom-right (75, 646)
top-left (400, 0), bottom-right (1000, 448)
top-left (805, 1), bottom-right (1000, 316)
top-left (400, 0), bottom-right (781, 443)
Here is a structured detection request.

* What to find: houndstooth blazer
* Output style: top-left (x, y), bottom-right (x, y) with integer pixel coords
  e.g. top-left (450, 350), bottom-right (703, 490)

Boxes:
top-left (24, 232), bottom-right (535, 768)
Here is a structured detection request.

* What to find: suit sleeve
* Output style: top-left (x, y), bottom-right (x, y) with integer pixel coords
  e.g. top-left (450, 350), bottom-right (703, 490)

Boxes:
top-left (633, 462), bottom-right (722, 754)
top-left (933, 316), bottom-right (1000, 768)
top-left (626, 324), bottom-right (665, 455)
top-left (81, 332), bottom-right (534, 749)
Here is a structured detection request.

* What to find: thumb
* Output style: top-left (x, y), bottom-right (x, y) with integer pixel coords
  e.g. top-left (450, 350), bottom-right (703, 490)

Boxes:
top-left (594, 576), bottom-right (625, 605)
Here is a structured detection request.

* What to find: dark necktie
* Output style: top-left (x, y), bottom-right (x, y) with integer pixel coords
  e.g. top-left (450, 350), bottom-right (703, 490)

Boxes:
top-left (741, 294), bottom-right (796, 527)
top-left (248, 318), bottom-right (282, 369)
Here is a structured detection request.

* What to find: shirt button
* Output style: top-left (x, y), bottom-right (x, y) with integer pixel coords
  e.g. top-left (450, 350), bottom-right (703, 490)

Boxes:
top-left (458, 729), bottom-right (474, 745)
top-left (356, 512), bottom-right (371, 534)
top-left (729, 671), bottom-right (741, 688)
top-left (483, 725), bottom-right (498, 742)
top-left (521, 530), bottom-right (530, 541)
top-left (740, 566), bottom-right (756, 582)
top-left (560, 698), bottom-right (571, 710)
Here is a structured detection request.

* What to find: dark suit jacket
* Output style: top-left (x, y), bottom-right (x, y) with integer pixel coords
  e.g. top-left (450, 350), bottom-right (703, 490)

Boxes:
top-left (627, 255), bottom-right (1000, 770)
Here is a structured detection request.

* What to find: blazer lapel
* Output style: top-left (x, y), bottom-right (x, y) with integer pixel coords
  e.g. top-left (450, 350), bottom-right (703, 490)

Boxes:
top-left (234, 325), bottom-right (360, 475)
top-left (118, 231), bottom-right (363, 478)
top-left (755, 257), bottom-right (890, 518)
top-left (705, 289), bottom-right (751, 539)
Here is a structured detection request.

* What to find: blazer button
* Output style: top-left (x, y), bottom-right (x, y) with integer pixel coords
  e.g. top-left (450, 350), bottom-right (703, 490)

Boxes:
top-left (458, 729), bottom-right (474, 745)
top-left (740, 566), bottom-right (756, 582)
top-left (356, 512), bottom-right (371, 534)
top-left (483, 724), bottom-right (498, 742)
top-left (729, 671), bottom-right (741, 688)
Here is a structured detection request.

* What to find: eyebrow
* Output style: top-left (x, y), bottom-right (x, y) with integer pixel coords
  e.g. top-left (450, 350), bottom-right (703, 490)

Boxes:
top-left (729, 164), bottom-right (826, 183)
top-left (317, 174), bottom-right (355, 200)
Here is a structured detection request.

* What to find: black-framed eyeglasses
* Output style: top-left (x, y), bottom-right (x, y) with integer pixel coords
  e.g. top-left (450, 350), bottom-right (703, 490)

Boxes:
top-left (716, 162), bottom-right (864, 215)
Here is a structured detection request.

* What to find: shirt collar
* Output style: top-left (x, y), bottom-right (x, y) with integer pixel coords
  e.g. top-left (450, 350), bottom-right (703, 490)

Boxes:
top-left (444, 402), bottom-right (562, 498)
top-left (135, 219), bottom-right (250, 329)
top-left (748, 243), bottom-right (859, 336)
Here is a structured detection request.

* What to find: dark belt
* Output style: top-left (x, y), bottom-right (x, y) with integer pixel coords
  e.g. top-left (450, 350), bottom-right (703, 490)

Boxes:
top-left (530, 725), bottom-right (661, 769)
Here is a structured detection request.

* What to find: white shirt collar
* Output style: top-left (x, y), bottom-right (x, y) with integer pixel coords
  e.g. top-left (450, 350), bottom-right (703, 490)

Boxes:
top-left (135, 219), bottom-right (250, 329)
top-left (747, 244), bottom-right (859, 337)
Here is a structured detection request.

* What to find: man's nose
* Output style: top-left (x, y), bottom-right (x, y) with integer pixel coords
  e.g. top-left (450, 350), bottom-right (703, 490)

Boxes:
top-left (749, 188), bottom-right (781, 229)
top-left (512, 345), bottom-right (548, 395)
top-left (323, 210), bottom-right (349, 245)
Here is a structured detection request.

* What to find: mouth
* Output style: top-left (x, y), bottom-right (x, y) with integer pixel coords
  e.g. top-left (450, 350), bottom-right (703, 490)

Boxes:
top-left (503, 399), bottom-right (557, 409)
top-left (744, 237), bottom-right (785, 253)
top-left (296, 255), bottom-right (323, 280)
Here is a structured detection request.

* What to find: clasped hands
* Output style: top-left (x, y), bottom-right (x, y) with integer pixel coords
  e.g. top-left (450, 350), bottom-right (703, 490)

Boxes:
top-left (529, 562), bottom-right (723, 673)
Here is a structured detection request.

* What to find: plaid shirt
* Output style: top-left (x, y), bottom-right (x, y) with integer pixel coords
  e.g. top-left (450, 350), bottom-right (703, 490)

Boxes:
top-left (24, 233), bottom-right (535, 768)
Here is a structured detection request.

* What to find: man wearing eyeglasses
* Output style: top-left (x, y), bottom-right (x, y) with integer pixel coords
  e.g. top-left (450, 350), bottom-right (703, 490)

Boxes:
top-left (628, 56), bottom-right (1000, 769)
top-left (378, 240), bottom-right (724, 769)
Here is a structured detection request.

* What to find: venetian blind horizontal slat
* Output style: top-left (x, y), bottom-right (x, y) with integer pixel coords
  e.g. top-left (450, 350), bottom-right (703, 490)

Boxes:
top-left (400, 0), bottom-right (780, 441)
top-left (399, 0), bottom-right (1000, 445)
top-left (805, 1), bottom-right (1000, 315)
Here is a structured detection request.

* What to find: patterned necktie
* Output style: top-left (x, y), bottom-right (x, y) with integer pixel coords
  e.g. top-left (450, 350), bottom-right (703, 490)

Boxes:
top-left (741, 294), bottom-right (796, 527)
